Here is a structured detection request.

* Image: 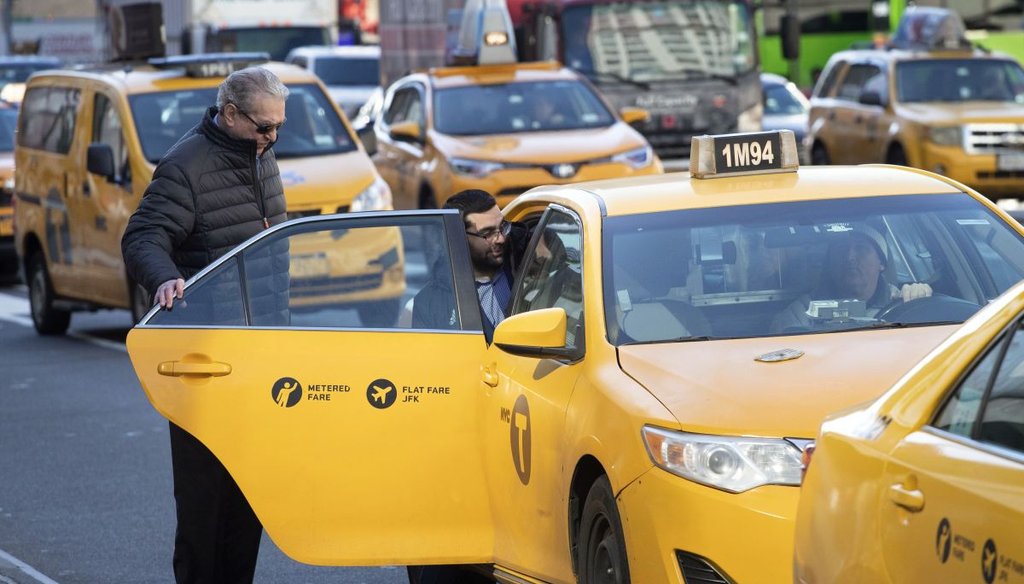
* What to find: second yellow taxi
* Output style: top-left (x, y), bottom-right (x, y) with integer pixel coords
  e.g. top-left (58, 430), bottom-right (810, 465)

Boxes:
top-left (125, 131), bottom-right (1024, 583)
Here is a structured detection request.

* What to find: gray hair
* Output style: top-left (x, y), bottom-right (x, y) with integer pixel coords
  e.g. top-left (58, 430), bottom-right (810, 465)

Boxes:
top-left (216, 67), bottom-right (289, 112)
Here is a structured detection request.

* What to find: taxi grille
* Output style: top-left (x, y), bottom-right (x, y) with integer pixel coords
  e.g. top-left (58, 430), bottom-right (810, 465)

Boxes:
top-left (964, 124), bottom-right (1024, 154)
top-left (289, 272), bottom-right (383, 298)
top-left (675, 550), bottom-right (733, 584)
top-left (0, 188), bottom-right (11, 206)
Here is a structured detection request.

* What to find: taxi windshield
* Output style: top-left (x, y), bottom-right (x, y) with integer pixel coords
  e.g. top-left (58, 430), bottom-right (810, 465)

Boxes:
top-left (0, 107), bottom-right (17, 152)
top-left (433, 80), bottom-right (615, 135)
top-left (561, 0), bottom-right (757, 84)
top-left (896, 59), bottom-right (1024, 103)
top-left (603, 194), bottom-right (1024, 345)
top-left (129, 83), bottom-right (356, 163)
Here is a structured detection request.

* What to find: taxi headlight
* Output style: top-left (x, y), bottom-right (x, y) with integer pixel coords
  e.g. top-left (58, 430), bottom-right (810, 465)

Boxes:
top-left (737, 102), bottom-right (763, 133)
top-left (3, 177), bottom-right (13, 191)
top-left (611, 145), bottom-right (653, 169)
top-left (350, 176), bottom-right (393, 212)
top-left (450, 157), bottom-right (505, 178)
top-left (927, 126), bottom-right (963, 147)
top-left (642, 426), bottom-right (804, 493)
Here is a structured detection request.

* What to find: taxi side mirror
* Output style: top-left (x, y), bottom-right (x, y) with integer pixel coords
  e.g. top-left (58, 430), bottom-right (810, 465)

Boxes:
top-left (87, 143), bottom-right (117, 182)
top-left (619, 107), bottom-right (650, 126)
top-left (859, 90), bottom-right (885, 107)
top-left (358, 125), bottom-right (378, 156)
top-left (389, 121), bottom-right (423, 144)
top-left (493, 307), bottom-right (573, 359)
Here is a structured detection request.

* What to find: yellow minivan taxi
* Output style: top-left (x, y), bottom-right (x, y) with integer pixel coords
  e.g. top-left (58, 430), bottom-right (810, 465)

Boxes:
top-left (13, 54), bottom-right (396, 335)
top-left (371, 60), bottom-right (662, 209)
top-left (0, 101), bottom-right (18, 278)
top-left (794, 278), bottom-right (1024, 584)
top-left (125, 131), bottom-right (1024, 583)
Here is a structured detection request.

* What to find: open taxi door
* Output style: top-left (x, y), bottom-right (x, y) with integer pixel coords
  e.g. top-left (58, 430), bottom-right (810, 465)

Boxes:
top-left (126, 211), bottom-right (495, 566)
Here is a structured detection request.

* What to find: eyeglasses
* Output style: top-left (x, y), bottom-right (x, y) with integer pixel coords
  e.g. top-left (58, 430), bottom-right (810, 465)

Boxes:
top-left (233, 105), bottom-right (285, 135)
top-left (466, 219), bottom-right (511, 242)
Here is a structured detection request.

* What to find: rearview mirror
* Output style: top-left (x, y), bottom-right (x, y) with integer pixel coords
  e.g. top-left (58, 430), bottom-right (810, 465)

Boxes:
top-left (493, 307), bottom-right (572, 358)
top-left (389, 121), bottom-right (422, 143)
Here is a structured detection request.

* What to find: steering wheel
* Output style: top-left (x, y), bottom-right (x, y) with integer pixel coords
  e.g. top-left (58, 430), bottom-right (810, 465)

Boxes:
top-left (876, 293), bottom-right (981, 324)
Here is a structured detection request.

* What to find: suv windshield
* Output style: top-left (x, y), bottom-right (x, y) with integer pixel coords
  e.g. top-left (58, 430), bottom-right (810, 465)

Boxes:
top-left (604, 194), bottom-right (1024, 345)
top-left (561, 0), bottom-right (757, 84)
top-left (129, 83), bottom-right (356, 163)
top-left (896, 58), bottom-right (1024, 103)
top-left (314, 57), bottom-right (380, 86)
top-left (433, 80), bottom-right (614, 135)
top-left (0, 108), bottom-right (17, 152)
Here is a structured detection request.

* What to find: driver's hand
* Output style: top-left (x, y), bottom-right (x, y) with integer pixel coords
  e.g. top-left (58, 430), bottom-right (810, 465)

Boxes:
top-left (900, 282), bottom-right (933, 303)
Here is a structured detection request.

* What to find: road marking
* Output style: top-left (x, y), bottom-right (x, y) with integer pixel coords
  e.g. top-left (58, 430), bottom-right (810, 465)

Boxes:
top-left (0, 292), bottom-right (127, 354)
top-left (0, 547), bottom-right (61, 584)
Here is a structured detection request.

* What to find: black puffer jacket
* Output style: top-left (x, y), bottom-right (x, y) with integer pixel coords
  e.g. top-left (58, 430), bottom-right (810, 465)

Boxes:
top-left (122, 107), bottom-right (289, 323)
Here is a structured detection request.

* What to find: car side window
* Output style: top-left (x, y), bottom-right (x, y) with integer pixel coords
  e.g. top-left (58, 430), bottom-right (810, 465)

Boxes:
top-left (92, 92), bottom-right (128, 184)
top-left (18, 86), bottom-right (81, 154)
top-left (147, 216), bottom-right (462, 331)
top-left (512, 209), bottom-right (584, 350)
top-left (934, 321), bottom-right (1024, 454)
top-left (385, 87), bottom-right (422, 126)
top-left (836, 64), bottom-right (882, 102)
top-left (814, 60), bottom-right (845, 98)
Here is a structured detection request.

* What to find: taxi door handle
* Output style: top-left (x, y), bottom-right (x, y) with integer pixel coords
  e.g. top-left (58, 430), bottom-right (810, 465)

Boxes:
top-left (482, 363), bottom-right (498, 387)
top-left (157, 361), bottom-right (232, 377)
top-left (888, 483), bottom-right (925, 512)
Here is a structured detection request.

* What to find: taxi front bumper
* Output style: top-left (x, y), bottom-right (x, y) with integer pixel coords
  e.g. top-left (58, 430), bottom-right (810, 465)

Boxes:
top-left (445, 159), bottom-right (663, 208)
top-left (920, 144), bottom-right (1024, 198)
top-left (618, 466), bottom-right (798, 583)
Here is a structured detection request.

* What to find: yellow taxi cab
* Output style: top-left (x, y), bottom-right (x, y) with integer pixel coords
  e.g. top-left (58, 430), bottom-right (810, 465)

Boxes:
top-left (0, 101), bottom-right (18, 277)
top-left (13, 53), bottom-right (397, 334)
top-left (125, 130), bottom-right (1024, 583)
top-left (807, 8), bottom-right (1024, 199)
top-left (372, 60), bottom-right (662, 209)
top-left (794, 279), bottom-right (1024, 584)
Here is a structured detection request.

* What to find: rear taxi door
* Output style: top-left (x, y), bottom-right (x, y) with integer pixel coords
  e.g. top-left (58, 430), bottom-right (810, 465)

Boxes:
top-left (879, 319), bottom-right (1024, 583)
top-left (126, 211), bottom-right (495, 566)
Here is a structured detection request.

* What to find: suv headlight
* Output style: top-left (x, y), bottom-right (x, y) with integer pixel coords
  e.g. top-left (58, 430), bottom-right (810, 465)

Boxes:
top-left (450, 157), bottom-right (505, 178)
top-left (349, 176), bottom-right (393, 212)
top-left (737, 102), bottom-right (763, 133)
top-left (927, 126), bottom-right (963, 147)
top-left (642, 426), bottom-right (804, 493)
top-left (611, 145), bottom-right (653, 169)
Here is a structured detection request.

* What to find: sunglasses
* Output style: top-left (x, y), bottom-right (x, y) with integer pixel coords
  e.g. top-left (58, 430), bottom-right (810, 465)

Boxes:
top-left (234, 105), bottom-right (285, 135)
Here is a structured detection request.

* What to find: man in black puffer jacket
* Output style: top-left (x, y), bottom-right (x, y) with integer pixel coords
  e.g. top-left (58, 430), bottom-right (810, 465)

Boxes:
top-left (121, 66), bottom-right (289, 584)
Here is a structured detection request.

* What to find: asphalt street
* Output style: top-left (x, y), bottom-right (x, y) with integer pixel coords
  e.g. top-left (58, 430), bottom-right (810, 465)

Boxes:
top-left (0, 283), bottom-right (408, 584)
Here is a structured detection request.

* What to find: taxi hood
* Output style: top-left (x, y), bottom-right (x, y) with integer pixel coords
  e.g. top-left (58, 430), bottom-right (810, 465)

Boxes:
top-left (432, 123), bottom-right (647, 163)
top-left (897, 101), bottom-right (1024, 124)
top-left (617, 326), bottom-right (957, 439)
top-left (275, 149), bottom-right (378, 208)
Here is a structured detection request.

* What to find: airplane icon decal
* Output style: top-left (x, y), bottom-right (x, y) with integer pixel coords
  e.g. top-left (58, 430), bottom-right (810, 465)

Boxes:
top-left (366, 378), bottom-right (398, 409)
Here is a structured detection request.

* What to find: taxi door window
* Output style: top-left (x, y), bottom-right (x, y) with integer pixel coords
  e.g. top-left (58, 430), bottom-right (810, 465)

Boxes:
top-left (814, 59), bottom-right (846, 98)
top-left (836, 64), bottom-right (882, 102)
top-left (18, 86), bottom-right (81, 154)
top-left (145, 215), bottom-right (471, 331)
top-left (92, 93), bottom-right (128, 184)
top-left (384, 87), bottom-right (419, 125)
top-left (934, 321), bottom-right (1024, 454)
top-left (511, 209), bottom-right (584, 352)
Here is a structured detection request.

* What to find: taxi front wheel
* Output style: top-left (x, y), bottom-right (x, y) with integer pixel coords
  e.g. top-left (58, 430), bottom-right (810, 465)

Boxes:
top-left (28, 252), bottom-right (70, 335)
top-left (577, 476), bottom-right (630, 584)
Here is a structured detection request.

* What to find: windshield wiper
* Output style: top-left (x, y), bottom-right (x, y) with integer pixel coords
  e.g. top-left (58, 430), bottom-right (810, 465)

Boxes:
top-left (575, 68), bottom-right (651, 90)
top-left (845, 320), bottom-right (963, 332)
top-left (621, 335), bottom-right (714, 346)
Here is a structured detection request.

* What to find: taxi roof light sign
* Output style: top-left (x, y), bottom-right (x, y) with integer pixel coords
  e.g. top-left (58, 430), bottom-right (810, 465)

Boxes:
top-left (148, 52), bottom-right (271, 78)
top-left (690, 130), bottom-right (799, 179)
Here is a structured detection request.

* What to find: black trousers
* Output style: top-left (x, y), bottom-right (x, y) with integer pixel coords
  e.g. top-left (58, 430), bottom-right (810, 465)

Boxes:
top-left (169, 422), bottom-right (263, 584)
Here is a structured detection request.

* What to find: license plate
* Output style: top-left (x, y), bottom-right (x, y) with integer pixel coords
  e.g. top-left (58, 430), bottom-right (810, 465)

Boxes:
top-left (997, 152), bottom-right (1024, 172)
top-left (0, 215), bottom-right (12, 237)
top-left (290, 254), bottom-right (328, 278)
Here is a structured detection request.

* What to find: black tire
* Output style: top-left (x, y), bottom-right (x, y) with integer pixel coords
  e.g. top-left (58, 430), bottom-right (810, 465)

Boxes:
top-left (418, 185), bottom-right (438, 209)
top-left (129, 280), bottom-right (153, 324)
top-left (357, 297), bottom-right (401, 328)
top-left (887, 144), bottom-right (908, 166)
top-left (27, 252), bottom-right (70, 335)
top-left (811, 143), bottom-right (830, 165)
top-left (577, 476), bottom-right (630, 584)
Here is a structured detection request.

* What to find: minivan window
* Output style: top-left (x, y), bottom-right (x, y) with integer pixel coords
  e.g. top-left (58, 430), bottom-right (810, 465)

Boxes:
top-left (18, 86), bottom-right (81, 154)
top-left (129, 84), bottom-right (357, 163)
